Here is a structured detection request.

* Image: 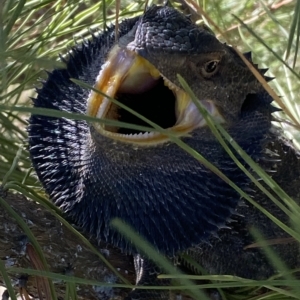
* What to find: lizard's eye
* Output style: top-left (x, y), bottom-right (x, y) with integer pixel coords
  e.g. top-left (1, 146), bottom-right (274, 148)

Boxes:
top-left (201, 60), bottom-right (220, 78)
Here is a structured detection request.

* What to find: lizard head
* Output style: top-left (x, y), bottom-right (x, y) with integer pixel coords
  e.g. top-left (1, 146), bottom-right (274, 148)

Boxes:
top-left (28, 5), bottom-right (274, 254)
top-left (88, 5), bottom-right (265, 146)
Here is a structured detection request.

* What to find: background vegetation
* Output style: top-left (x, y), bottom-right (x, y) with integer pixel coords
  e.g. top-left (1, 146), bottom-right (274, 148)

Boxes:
top-left (0, 0), bottom-right (299, 299)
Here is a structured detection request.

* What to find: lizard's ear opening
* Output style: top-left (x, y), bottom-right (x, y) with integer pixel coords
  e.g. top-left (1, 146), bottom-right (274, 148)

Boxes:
top-left (241, 94), bottom-right (256, 113)
top-left (240, 93), bottom-right (274, 118)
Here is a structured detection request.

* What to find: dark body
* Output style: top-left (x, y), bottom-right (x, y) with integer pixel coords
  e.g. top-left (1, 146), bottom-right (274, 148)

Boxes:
top-left (28, 5), bottom-right (300, 299)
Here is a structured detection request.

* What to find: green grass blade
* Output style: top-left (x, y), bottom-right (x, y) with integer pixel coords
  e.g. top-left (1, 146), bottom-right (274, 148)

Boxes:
top-left (0, 260), bottom-right (18, 300)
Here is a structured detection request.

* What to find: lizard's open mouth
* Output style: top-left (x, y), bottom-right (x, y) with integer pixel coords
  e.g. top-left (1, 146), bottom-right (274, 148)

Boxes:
top-left (87, 45), bottom-right (222, 145)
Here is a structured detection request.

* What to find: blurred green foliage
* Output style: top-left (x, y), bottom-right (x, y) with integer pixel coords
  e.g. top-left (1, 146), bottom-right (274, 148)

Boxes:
top-left (0, 0), bottom-right (299, 299)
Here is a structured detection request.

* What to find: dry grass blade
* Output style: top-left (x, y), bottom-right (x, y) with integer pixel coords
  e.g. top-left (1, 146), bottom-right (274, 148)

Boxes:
top-left (223, 0), bottom-right (294, 34)
top-left (26, 244), bottom-right (52, 300)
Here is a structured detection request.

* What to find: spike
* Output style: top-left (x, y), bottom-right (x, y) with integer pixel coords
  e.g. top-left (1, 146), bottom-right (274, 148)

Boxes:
top-left (260, 157), bottom-right (281, 162)
top-left (264, 148), bottom-right (280, 157)
top-left (243, 187), bottom-right (255, 193)
top-left (234, 210), bottom-right (246, 217)
top-left (259, 68), bottom-right (269, 75)
top-left (237, 199), bottom-right (247, 208)
top-left (265, 169), bottom-right (277, 173)
top-left (163, 0), bottom-right (171, 7)
top-left (81, 36), bottom-right (89, 46)
top-left (264, 76), bottom-right (275, 82)
top-left (73, 36), bottom-right (80, 45)
top-left (218, 224), bottom-right (232, 230)
top-left (270, 105), bottom-right (282, 113)
top-left (38, 78), bottom-right (46, 84)
top-left (226, 218), bottom-right (237, 223)
top-left (210, 231), bottom-right (221, 240)
top-left (88, 28), bottom-right (96, 38)
top-left (59, 54), bottom-right (67, 64)
top-left (271, 116), bottom-right (281, 122)
top-left (243, 51), bottom-right (252, 61)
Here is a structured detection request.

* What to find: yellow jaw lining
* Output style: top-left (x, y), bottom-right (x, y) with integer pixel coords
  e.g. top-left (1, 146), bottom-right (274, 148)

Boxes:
top-left (86, 45), bottom-right (222, 145)
top-left (86, 46), bottom-right (135, 118)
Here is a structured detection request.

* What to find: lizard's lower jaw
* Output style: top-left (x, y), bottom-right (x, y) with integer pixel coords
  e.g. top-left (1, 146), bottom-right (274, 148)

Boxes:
top-left (87, 45), bottom-right (222, 145)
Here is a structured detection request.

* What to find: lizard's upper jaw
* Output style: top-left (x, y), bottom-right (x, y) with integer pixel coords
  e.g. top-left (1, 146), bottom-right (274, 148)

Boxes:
top-left (87, 45), bottom-right (223, 145)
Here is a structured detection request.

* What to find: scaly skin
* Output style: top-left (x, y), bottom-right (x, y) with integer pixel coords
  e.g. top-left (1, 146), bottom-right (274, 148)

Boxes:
top-left (28, 5), bottom-right (300, 299)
